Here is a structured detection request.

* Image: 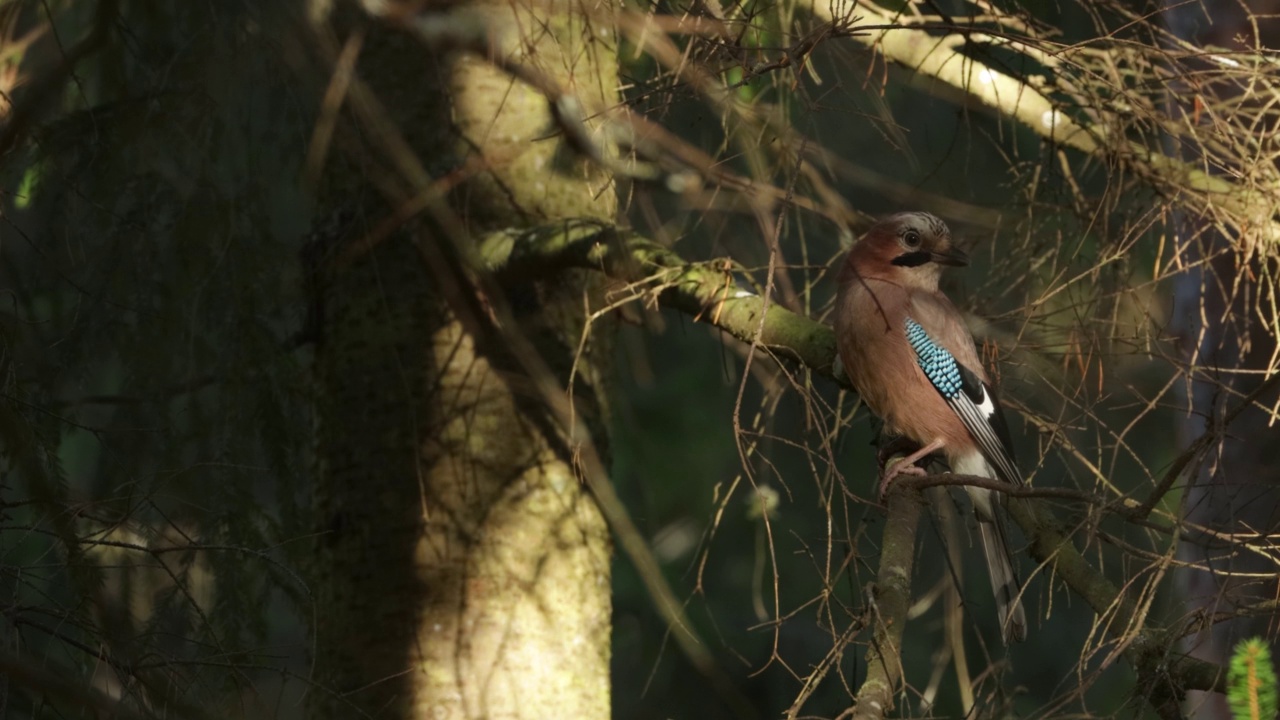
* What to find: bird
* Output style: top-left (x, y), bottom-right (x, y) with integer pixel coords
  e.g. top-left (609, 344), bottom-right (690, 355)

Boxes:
top-left (834, 211), bottom-right (1027, 644)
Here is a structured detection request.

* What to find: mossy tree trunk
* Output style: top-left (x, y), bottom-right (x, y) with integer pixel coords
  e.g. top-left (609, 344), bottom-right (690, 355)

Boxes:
top-left (303, 2), bottom-right (618, 717)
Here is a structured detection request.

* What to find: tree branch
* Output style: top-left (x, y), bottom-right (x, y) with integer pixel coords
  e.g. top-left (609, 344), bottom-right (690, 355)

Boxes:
top-left (479, 220), bottom-right (840, 378)
top-left (851, 478), bottom-right (923, 720)
top-left (479, 220), bottom-right (1229, 709)
top-left (1006, 497), bottom-right (1211, 717)
top-left (796, 1), bottom-right (1280, 246)
top-left (0, 0), bottom-right (119, 161)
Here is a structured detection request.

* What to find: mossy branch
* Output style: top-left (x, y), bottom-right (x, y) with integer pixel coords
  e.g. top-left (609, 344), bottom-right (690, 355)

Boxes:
top-left (479, 220), bottom-right (840, 377)
top-left (479, 219), bottom-right (1229, 710)
top-left (1007, 497), bottom-right (1219, 718)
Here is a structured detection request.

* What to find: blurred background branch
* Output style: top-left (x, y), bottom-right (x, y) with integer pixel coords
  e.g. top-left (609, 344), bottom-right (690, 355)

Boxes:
top-left (3, 0), bottom-right (1279, 718)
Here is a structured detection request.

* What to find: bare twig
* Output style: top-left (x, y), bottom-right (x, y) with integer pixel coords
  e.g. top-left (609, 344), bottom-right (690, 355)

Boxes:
top-left (479, 218), bottom-right (1231, 708)
top-left (794, 1), bottom-right (1280, 246)
top-left (0, 0), bottom-right (119, 160)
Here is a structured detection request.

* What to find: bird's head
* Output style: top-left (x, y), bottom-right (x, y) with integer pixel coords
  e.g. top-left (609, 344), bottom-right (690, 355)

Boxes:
top-left (842, 212), bottom-right (968, 290)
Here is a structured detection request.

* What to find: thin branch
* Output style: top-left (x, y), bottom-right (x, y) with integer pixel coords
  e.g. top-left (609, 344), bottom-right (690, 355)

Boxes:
top-left (795, 1), bottom-right (1280, 246)
top-left (0, 0), bottom-right (119, 160)
top-left (481, 219), bottom-right (1231, 707)
top-left (0, 652), bottom-right (158, 720)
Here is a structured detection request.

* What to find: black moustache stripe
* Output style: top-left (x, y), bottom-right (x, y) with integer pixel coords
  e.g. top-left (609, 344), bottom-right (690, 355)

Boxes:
top-left (891, 251), bottom-right (931, 267)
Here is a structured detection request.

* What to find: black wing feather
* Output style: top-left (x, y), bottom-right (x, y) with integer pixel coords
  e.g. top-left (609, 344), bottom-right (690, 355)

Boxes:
top-left (903, 316), bottom-right (1023, 486)
top-left (949, 363), bottom-right (1022, 485)
top-left (957, 364), bottom-right (1017, 460)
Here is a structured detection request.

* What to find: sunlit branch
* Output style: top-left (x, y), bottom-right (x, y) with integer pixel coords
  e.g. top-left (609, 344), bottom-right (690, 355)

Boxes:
top-left (0, 0), bottom-right (120, 161)
top-left (479, 219), bottom-right (1229, 709)
top-left (479, 220), bottom-right (841, 378)
top-left (796, 0), bottom-right (1280, 246)
top-left (382, 0), bottom-right (1279, 246)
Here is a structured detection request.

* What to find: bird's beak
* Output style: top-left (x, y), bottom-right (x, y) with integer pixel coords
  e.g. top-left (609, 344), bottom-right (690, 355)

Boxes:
top-left (930, 248), bottom-right (969, 267)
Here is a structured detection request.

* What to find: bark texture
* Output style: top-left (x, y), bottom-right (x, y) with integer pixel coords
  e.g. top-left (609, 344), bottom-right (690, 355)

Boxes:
top-left (305, 2), bottom-right (618, 718)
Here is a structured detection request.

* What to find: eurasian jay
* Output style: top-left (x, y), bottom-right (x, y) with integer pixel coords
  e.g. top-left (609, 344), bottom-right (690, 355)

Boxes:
top-left (835, 211), bottom-right (1028, 644)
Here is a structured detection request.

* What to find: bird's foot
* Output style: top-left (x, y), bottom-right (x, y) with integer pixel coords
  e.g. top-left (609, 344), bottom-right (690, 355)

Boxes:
top-left (878, 459), bottom-right (928, 502)
top-left (876, 435), bottom-right (923, 474)
top-left (874, 437), bottom-right (947, 503)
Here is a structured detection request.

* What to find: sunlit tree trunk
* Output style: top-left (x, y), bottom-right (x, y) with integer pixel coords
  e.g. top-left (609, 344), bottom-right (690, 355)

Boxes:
top-left (303, 2), bottom-right (618, 717)
top-left (1166, 2), bottom-right (1280, 717)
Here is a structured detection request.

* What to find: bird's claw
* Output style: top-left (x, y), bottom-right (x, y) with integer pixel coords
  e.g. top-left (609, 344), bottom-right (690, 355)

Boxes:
top-left (878, 458), bottom-right (928, 502)
top-left (876, 435), bottom-right (921, 474)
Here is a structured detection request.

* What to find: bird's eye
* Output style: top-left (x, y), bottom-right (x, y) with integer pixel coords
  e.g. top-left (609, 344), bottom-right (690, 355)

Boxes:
top-left (903, 230), bottom-right (922, 248)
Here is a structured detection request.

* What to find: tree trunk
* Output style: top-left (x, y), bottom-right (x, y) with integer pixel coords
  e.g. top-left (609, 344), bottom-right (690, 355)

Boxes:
top-left (304, 2), bottom-right (618, 718)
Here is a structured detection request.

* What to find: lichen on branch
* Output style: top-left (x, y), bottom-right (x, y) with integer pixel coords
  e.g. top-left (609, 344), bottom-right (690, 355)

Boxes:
top-left (476, 219), bottom-right (1229, 712)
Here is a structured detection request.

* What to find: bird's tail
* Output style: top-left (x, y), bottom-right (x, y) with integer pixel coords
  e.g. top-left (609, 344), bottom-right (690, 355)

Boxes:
top-left (977, 514), bottom-right (1027, 644)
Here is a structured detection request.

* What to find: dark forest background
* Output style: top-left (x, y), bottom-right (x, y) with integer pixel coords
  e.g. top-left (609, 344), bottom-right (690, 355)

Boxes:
top-left (2, 1), bottom-right (1278, 719)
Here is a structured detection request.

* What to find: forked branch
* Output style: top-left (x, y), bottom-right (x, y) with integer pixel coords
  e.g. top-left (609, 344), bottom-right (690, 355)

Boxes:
top-left (480, 220), bottom-right (1228, 713)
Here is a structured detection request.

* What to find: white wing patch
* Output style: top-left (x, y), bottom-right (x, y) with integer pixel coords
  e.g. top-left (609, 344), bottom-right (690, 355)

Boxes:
top-left (949, 386), bottom-right (1021, 486)
top-left (904, 317), bottom-right (1022, 486)
top-left (972, 385), bottom-right (996, 418)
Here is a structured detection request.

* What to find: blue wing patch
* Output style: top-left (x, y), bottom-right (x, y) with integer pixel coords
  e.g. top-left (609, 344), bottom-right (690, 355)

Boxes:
top-left (905, 316), bottom-right (1023, 486)
top-left (905, 318), bottom-right (963, 398)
